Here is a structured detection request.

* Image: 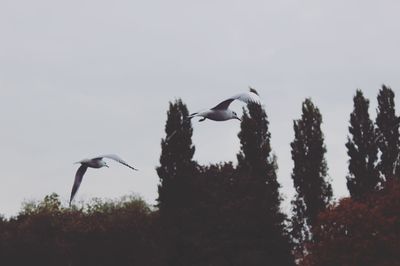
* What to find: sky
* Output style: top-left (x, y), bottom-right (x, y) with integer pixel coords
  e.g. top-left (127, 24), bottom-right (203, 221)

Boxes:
top-left (1, 0), bottom-right (400, 217)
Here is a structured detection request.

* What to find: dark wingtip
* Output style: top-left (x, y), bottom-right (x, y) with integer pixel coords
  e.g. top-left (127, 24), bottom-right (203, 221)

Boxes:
top-left (249, 87), bottom-right (259, 96)
top-left (188, 113), bottom-right (197, 119)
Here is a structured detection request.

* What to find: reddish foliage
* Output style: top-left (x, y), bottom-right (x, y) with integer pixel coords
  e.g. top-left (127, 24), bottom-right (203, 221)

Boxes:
top-left (302, 181), bottom-right (400, 266)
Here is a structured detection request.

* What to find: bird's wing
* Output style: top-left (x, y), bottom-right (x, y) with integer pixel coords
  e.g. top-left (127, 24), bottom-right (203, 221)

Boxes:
top-left (70, 165), bottom-right (88, 205)
top-left (100, 154), bottom-right (138, 171)
top-left (211, 98), bottom-right (236, 110)
top-left (211, 91), bottom-right (261, 110)
top-left (232, 90), bottom-right (261, 105)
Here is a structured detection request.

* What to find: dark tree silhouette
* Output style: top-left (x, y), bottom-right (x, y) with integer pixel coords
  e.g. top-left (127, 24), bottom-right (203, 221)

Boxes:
top-left (346, 90), bottom-right (381, 199)
top-left (233, 100), bottom-right (294, 266)
top-left (180, 162), bottom-right (238, 265)
top-left (290, 98), bottom-right (332, 255)
top-left (157, 99), bottom-right (197, 212)
top-left (291, 196), bottom-right (307, 257)
top-left (0, 194), bottom-right (161, 266)
top-left (156, 99), bottom-right (198, 266)
top-left (375, 85), bottom-right (400, 181)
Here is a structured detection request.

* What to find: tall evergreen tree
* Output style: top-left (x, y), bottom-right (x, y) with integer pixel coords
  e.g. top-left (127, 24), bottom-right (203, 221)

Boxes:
top-left (346, 90), bottom-right (380, 199)
top-left (234, 97), bottom-right (294, 266)
top-left (375, 85), bottom-right (400, 181)
top-left (156, 99), bottom-right (197, 265)
top-left (157, 99), bottom-right (196, 211)
top-left (290, 98), bottom-right (332, 253)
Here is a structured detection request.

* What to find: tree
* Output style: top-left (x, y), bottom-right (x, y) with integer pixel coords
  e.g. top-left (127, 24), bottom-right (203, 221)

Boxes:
top-left (290, 98), bottom-right (332, 254)
top-left (302, 180), bottom-right (400, 266)
top-left (156, 99), bottom-right (197, 212)
top-left (233, 99), bottom-right (294, 266)
top-left (375, 85), bottom-right (400, 181)
top-left (346, 90), bottom-right (381, 199)
top-left (156, 99), bottom-right (197, 266)
top-left (179, 162), bottom-right (238, 265)
top-left (0, 194), bottom-right (161, 266)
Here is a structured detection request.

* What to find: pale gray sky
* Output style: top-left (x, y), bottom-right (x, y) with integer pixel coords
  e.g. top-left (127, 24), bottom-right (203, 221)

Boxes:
top-left (1, 0), bottom-right (400, 217)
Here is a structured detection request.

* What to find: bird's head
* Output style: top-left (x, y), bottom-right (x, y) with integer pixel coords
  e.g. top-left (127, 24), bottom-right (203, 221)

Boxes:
top-left (232, 111), bottom-right (241, 121)
top-left (249, 87), bottom-right (259, 96)
top-left (102, 161), bottom-right (109, 168)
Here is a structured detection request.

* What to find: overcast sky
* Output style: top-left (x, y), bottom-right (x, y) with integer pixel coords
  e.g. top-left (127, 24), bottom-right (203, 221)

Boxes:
top-left (1, 0), bottom-right (400, 217)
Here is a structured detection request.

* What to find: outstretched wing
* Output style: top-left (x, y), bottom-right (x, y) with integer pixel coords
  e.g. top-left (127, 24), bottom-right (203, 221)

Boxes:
top-left (211, 90), bottom-right (261, 110)
top-left (70, 165), bottom-right (88, 205)
top-left (211, 98), bottom-right (236, 110)
top-left (100, 154), bottom-right (138, 171)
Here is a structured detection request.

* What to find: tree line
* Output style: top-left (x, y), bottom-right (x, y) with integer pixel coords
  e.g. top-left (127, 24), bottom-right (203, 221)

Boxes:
top-left (0, 85), bottom-right (399, 265)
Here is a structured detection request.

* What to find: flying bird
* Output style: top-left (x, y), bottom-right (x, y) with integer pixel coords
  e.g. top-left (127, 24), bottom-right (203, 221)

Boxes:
top-left (188, 88), bottom-right (261, 122)
top-left (69, 154), bottom-right (137, 205)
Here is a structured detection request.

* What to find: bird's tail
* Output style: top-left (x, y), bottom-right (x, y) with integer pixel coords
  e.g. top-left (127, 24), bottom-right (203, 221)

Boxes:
top-left (73, 159), bottom-right (85, 164)
top-left (187, 112), bottom-right (198, 120)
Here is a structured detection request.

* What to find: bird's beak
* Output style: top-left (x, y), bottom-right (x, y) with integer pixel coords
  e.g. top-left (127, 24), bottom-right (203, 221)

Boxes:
top-left (105, 165), bottom-right (109, 168)
top-left (236, 117), bottom-right (242, 121)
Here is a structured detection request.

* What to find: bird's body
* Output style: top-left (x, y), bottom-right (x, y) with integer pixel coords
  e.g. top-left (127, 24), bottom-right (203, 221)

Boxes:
top-left (76, 158), bottom-right (107, 168)
top-left (189, 88), bottom-right (261, 122)
top-left (191, 109), bottom-right (237, 121)
top-left (70, 154), bottom-right (137, 205)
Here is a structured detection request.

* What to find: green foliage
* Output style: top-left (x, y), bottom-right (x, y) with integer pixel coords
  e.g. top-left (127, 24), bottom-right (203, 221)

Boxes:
top-left (290, 99), bottom-right (332, 254)
top-left (0, 194), bottom-right (161, 266)
top-left (346, 90), bottom-right (381, 199)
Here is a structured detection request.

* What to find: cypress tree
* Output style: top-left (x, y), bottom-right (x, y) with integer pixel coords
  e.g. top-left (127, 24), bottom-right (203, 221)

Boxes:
top-left (346, 90), bottom-right (380, 199)
top-left (234, 97), bottom-right (294, 266)
top-left (156, 99), bottom-right (197, 265)
top-left (157, 99), bottom-right (196, 211)
top-left (375, 85), bottom-right (400, 181)
top-left (290, 98), bottom-right (332, 254)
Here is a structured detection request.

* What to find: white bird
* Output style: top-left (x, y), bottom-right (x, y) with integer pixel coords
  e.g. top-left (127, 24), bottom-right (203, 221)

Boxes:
top-left (188, 88), bottom-right (261, 122)
top-left (70, 154), bottom-right (137, 205)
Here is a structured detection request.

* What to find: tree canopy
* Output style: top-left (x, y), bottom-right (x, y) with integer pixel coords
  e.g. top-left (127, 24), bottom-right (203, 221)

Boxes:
top-left (346, 90), bottom-right (381, 199)
top-left (302, 180), bottom-right (400, 266)
top-left (375, 85), bottom-right (400, 181)
top-left (291, 98), bottom-right (332, 254)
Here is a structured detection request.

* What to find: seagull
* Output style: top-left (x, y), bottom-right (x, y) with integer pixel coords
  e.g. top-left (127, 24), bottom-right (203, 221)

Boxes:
top-left (188, 88), bottom-right (261, 122)
top-left (69, 154), bottom-right (137, 206)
